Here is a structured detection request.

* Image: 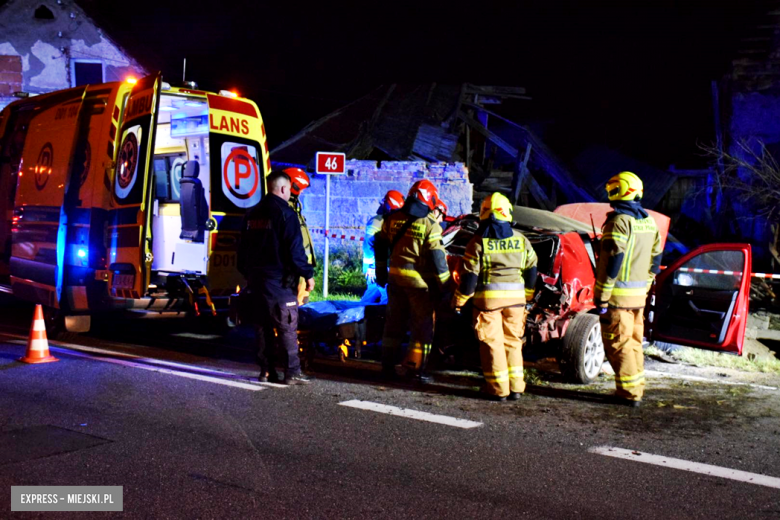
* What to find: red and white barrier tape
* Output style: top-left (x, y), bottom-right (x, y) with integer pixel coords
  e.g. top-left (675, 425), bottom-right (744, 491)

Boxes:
top-left (660, 266), bottom-right (780, 279)
top-left (678, 267), bottom-right (739, 275)
top-left (752, 273), bottom-right (780, 279)
top-left (312, 229), bottom-right (365, 242)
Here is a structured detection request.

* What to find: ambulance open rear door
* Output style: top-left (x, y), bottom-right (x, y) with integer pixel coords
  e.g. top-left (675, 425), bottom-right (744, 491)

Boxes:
top-left (108, 73), bottom-right (162, 299)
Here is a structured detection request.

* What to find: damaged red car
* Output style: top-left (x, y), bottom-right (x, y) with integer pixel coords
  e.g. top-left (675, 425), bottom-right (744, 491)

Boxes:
top-left (440, 202), bottom-right (753, 384)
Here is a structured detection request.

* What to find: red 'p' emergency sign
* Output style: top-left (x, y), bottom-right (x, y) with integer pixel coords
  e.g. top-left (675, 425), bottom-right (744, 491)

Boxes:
top-left (315, 152), bottom-right (346, 175)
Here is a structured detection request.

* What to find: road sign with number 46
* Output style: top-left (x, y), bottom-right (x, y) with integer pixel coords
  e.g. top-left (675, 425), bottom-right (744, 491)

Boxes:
top-left (315, 152), bottom-right (346, 175)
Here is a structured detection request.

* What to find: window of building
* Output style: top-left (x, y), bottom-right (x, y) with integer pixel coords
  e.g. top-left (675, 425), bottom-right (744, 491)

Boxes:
top-left (71, 60), bottom-right (103, 87)
top-left (34, 5), bottom-right (54, 19)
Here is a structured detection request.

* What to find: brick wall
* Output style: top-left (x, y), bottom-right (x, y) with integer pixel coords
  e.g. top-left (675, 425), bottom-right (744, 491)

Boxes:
top-left (0, 55), bottom-right (22, 109)
top-left (300, 160), bottom-right (473, 252)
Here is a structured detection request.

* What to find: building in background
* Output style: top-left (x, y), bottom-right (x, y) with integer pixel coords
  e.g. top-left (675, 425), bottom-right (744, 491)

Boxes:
top-left (0, 0), bottom-right (146, 109)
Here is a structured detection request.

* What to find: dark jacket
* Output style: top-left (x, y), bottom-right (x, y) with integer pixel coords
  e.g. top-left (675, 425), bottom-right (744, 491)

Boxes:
top-left (238, 194), bottom-right (315, 291)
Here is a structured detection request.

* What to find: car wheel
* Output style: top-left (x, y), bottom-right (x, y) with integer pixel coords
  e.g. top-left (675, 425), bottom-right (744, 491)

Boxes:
top-left (559, 313), bottom-right (605, 384)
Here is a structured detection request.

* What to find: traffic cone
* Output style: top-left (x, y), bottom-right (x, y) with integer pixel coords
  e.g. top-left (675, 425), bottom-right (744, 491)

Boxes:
top-left (19, 304), bottom-right (58, 364)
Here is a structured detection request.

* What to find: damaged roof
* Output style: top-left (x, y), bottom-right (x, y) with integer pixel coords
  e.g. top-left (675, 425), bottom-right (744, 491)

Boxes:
top-left (271, 84), bottom-right (465, 168)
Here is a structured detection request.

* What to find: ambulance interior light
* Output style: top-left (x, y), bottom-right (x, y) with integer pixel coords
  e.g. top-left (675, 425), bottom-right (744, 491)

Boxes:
top-left (219, 90), bottom-right (238, 98)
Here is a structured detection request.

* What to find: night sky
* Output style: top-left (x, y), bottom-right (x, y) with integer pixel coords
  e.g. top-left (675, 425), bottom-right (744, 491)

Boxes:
top-left (81, 0), bottom-right (768, 168)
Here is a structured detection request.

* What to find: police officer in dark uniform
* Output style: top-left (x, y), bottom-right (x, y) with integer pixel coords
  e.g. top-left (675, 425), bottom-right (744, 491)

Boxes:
top-left (238, 171), bottom-right (315, 385)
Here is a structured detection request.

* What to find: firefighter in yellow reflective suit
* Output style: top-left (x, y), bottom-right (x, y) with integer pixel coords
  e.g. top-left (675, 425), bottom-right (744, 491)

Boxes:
top-left (284, 168), bottom-right (316, 305)
top-left (452, 193), bottom-right (538, 401)
top-left (376, 180), bottom-right (450, 383)
top-left (594, 171), bottom-right (663, 407)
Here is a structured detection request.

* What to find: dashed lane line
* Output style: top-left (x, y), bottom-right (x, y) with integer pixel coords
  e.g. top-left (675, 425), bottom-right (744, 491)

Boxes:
top-left (589, 446), bottom-right (780, 490)
top-left (339, 400), bottom-right (483, 429)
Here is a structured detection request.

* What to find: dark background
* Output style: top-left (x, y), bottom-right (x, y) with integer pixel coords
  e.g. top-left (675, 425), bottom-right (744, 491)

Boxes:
top-left (81, 0), bottom-right (769, 168)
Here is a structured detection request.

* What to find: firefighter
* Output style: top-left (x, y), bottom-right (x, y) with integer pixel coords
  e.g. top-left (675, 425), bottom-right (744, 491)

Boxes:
top-left (375, 180), bottom-right (450, 383)
top-left (594, 171), bottom-right (663, 407)
top-left (284, 167), bottom-right (316, 305)
top-left (237, 171), bottom-right (315, 385)
top-left (363, 190), bottom-right (405, 284)
top-left (432, 199), bottom-right (447, 225)
top-left (452, 193), bottom-right (538, 401)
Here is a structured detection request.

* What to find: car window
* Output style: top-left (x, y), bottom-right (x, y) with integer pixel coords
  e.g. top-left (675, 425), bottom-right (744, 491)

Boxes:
top-left (673, 250), bottom-right (744, 290)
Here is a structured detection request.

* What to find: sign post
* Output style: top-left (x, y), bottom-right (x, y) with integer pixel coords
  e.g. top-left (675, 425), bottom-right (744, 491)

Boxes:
top-left (315, 152), bottom-right (346, 298)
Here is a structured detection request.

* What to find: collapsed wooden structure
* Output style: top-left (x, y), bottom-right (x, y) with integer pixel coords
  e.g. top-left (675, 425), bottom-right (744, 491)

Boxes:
top-left (271, 83), bottom-right (598, 210)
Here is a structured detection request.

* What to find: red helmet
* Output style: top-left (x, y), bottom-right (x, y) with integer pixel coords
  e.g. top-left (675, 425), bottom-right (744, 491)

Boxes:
top-left (407, 180), bottom-right (439, 211)
top-left (284, 167), bottom-right (310, 196)
top-left (383, 190), bottom-right (405, 211)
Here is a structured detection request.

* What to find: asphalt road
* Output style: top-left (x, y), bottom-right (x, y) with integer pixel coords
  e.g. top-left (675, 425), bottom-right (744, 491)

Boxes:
top-left (1, 304), bottom-right (780, 519)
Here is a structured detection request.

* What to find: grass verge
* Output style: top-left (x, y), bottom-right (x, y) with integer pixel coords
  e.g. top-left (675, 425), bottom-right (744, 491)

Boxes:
top-left (308, 290), bottom-right (362, 302)
top-left (645, 345), bottom-right (780, 374)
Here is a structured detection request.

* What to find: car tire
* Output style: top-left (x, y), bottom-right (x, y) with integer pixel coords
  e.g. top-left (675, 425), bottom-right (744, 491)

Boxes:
top-left (559, 313), bottom-right (605, 384)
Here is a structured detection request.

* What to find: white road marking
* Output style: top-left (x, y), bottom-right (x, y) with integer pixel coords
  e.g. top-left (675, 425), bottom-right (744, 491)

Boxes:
top-left (2, 333), bottom-right (286, 389)
top-left (48, 346), bottom-right (266, 391)
top-left (589, 446), bottom-right (780, 490)
top-left (339, 400), bottom-right (482, 429)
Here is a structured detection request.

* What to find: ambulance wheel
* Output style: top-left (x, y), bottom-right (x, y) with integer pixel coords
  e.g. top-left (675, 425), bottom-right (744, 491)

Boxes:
top-left (559, 313), bottom-right (604, 384)
top-left (41, 307), bottom-right (78, 342)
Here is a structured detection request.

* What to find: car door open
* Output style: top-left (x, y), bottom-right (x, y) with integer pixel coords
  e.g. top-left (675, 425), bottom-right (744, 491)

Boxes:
top-left (650, 243), bottom-right (752, 354)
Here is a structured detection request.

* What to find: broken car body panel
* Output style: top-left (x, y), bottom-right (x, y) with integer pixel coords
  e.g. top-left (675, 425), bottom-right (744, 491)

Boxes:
top-left (554, 202), bottom-right (671, 249)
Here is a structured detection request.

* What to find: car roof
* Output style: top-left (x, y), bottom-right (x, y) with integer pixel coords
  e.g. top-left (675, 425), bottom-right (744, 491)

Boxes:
top-left (512, 205), bottom-right (594, 235)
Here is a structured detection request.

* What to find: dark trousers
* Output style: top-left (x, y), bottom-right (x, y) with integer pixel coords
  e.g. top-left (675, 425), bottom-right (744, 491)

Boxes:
top-left (381, 284), bottom-right (436, 373)
top-left (255, 294), bottom-right (301, 377)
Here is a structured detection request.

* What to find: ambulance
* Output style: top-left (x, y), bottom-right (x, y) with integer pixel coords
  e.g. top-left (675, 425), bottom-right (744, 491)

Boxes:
top-left (0, 73), bottom-right (270, 334)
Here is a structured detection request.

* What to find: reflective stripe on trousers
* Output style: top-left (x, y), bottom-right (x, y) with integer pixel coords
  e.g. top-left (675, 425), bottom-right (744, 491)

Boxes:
top-left (474, 306), bottom-right (526, 397)
top-left (600, 308), bottom-right (645, 401)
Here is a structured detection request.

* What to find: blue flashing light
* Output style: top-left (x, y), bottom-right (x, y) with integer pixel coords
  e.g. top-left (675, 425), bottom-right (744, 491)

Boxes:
top-left (77, 248), bottom-right (87, 259)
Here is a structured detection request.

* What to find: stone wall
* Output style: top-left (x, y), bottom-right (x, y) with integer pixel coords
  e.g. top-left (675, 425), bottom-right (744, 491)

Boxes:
top-left (300, 160), bottom-right (472, 252)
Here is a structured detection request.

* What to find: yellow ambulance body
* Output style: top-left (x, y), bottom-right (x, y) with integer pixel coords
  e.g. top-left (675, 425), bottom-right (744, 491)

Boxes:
top-left (0, 73), bottom-right (270, 332)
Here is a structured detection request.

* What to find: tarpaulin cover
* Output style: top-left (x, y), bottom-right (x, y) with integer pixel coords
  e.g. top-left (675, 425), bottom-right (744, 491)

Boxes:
top-left (298, 286), bottom-right (387, 332)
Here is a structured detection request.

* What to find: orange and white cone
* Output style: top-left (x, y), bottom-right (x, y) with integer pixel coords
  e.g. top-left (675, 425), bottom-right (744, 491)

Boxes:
top-left (19, 304), bottom-right (58, 364)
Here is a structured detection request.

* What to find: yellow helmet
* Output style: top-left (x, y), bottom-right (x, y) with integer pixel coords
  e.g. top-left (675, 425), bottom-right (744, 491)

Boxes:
top-left (605, 171), bottom-right (644, 201)
top-left (479, 192), bottom-right (513, 222)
